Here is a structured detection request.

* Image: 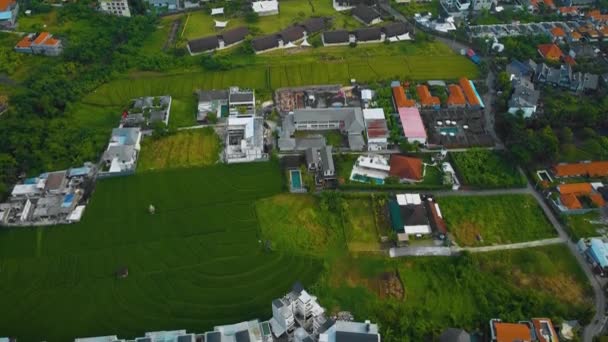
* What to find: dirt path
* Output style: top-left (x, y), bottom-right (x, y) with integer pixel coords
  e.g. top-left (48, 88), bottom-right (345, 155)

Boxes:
top-left (163, 19), bottom-right (181, 51)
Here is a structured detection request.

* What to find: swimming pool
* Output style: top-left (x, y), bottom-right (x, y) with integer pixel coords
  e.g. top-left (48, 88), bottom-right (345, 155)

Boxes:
top-left (439, 127), bottom-right (459, 134)
top-left (352, 174), bottom-right (385, 185)
top-left (290, 170), bottom-right (303, 191)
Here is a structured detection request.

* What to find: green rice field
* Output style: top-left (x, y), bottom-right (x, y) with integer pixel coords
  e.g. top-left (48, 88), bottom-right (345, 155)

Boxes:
top-left (0, 163), bottom-right (320, 342)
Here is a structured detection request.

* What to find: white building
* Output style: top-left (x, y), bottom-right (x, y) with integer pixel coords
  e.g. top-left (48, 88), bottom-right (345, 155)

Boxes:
top-left (228, 87), bottom-right (256, 117)
top-left (99, 0), bottom-right (131, 17)
top-left (101, 127), bottom-right (142, 173)
top-left (252, 0), bottom-right (279, 16)
top-left (363, 108), bottom-right (389, 151)
top-left (350, 155), bottom-right (390, 184)
top-left (319, 320), bottom-right (381, 342)
top-left (225, 117), bottom-right (266, 163)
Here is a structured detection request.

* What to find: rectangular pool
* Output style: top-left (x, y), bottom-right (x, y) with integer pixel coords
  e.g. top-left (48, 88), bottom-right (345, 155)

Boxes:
top-left (290, 170), bottom-right (304, 191)
top-left (440, 127), bottom-right (459, 134)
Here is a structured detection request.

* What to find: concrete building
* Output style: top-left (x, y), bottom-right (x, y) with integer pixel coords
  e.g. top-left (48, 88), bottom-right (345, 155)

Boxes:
top-left (508, 78), bottom-right (540, 118)
top-left (225, 117), bottom-right (267, 163)
top-left (196, 89), bottom-right (228, 122)
top-left (101, 127), bottom-right (142, 174)
top-left (99, 0), bottom-right (131, 17)
top-left (0, 0), bottom-right (18, 29)
top-left (252, 0), bottom-right (279, 16)
top-left (228, 87), bottom-right (256, 117)
top-left (14, 32), bottom-right (63, 56)
top-left (363, 108), bottom-right (389, 151)
top-left (350, 154), bottom-right (391, 184)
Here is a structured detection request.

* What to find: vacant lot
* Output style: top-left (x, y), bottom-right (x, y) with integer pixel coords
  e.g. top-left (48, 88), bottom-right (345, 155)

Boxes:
top-left (0, 164), bottom-right (320, 341)
top-left (343, 197), bottom-right (381, 252)
top-left (317, 245), bottom-right (593, 341)
top-left (450, 149), bottom-right (526, 188)
top-left (437, 195), bottom-right (557, 246)
top-left (138, 128), bottom-right (220, 172)
top-left (565, 212), bottom-right (607, 241)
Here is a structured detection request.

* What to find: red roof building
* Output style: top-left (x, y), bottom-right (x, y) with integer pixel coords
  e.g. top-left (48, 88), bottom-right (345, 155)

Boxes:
top-left (416, 85), bottom-right (440, 108)
top-left (531, 318), bottom-right (559, 342)
top-left (553, 161), bottom-right (608, 178)
top-left (538, 43), bottom-right (564, 61)
top-left (389, 155), bottom-right (423, 182)
top-left (493, 322), bottom-right (532, 342)
top-left (447, 84), bottom-right (466, 107)
top-left (459, 78), bottom-right (480, 107)
top-left (392, 85), bottom-right (416, 108)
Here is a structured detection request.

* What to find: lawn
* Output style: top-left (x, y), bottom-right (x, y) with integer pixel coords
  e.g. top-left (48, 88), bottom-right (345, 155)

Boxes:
top-left (138, 128), bottom-right (220, 172)
top-left (437, 195), bottom-right (557, 246)
top-left (314, 245), bottom-right (594, 342)
top-left (255, 194), bottom-right (344, 256)
top-left (392, 0), bottom-right (440, 17)
top-left (169, 96), bottom-right (197, 128)
top-left (0, 163), bottom-right (321, 342)
top-left (450, 149), bottom-right (527, 188)
top-left (564, 212), bottom-right (607, 241)
top-left (343, 196), bottom-right (382, 252)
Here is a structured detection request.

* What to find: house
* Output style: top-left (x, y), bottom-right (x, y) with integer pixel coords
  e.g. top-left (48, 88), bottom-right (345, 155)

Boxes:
top-left (550, 26), bottom-right (567, 42)
top-left (228, 87), bottom-right (255, 116)
top-left (363, 108), bottom-right (389, 151)
top-left (320, 146), bottom-right (335, 178)
top-left (252, 34), bottom-right (282, 53)
top-left (196, 89), bottom-right (228, 122)
top-left (508, 78), bottom-right (540, 118)
top-left (0, 0), bottom-right (18, 28)
top-left (322, 30), bottom-right (351, 46)
top-left (252, 0), bottom-right (279, 16)
top-left (583, 73), bottom-right (599, 91)
top-left (553, 161), bottom-right (608, 178)
top-left (392, 85), bottom-right (416, 108)
top-left (145, 0), bottom-right (179, 10)
top-left (99, 0), bottom-right (131, 17)
top-left (279, 108), bottom-right (366, 151)
top-left (187, 27), bottom-right (249, 55)
top-left (459, 77), bottom-right (484, 108)
top-left (587, 9), bottom-right (608, 22)
top-left (382, 22), bottom-right (410, 41)
top-left (531, 318), bottom-right (559, 342)
top-left (102, 127), bottom-right (142, 174)
top-left (389, 194), bottom-right (432, 239)
top-left (350, 154), bottom-right (391, 184)
top-left (538, 43), bottom-right (563, 62)
top-left (44, 171), bottom-right (68, 195)
top-left (124, 96), bottom-right (172, 127)
top-left (319, 320), bottom-right (381, 342)
top-left (558, 6), bottom-right (579, 15)
top-left (570, 30), bottom-right (583, 43)
top-left (353, 27), bottom-right (384, 43)
top-left (556, 182), bottom-right (605, 212)
top-left (280, 25), bottom-right (306, 44)
top-left (389, 155), bottom-right (423, 182)
top-left (305, 147), bottom-right (321, 171)
top-left (439, 328), bottom-right (471, 342)
top-left (14, 32), bottom-right (63, 56)
top-left (225, 117), bottom-right (266, 163)
top-left (447, 84), bottom-right (466, 108)
top-left (471, 0), bottom-right (496, 11)
top-left (352, 5), bottom-right (382, 26)
top-left (301, 17), bottom-right (327, 35)
top-left (417, 85), bottom-right (441, 108)
top-left (582, 238), bottom-right (608, 274)
top-left (490, 320), bottom-right (532, 342)
top-left (398, 107), bottom-right (427, 144)
top-left (334, 0), bottom-right (371, 11)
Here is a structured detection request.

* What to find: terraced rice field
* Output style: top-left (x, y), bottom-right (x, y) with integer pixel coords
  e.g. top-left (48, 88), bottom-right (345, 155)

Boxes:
top-left (0, 163), bottom-right (320, 341)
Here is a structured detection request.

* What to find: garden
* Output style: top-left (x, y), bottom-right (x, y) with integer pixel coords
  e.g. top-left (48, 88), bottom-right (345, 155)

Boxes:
top-left (450, 149), bottom-right (527, 188)
top-left (138, 128), bottom-right (220, 172)
top-left (564, 212), bottom-right (607, 241)
top-left (0, 163), bottom-right (321, 341)
top-left (437, 194), bottom-right (557, 246)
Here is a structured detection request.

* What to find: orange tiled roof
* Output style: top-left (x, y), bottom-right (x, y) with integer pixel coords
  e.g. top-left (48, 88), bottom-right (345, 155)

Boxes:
top-left (389, 155), bottom-right (423, 181)
top-left (0, 0), bottom-right (15, 12)
top-left (392, 86), bottom-right (416, 108)
top-left (459, 77), bottom-right (480, 106)
top-left (530, 0), bottom-right (539, 7)
top-left (416, 85), bottom-right (440, 107)
top-left (551, 26), bottom-right (566, 37)
top-left (587, 9), bottom-right (608, 21)
top-left (447, 84), bottom-right (466, 106)
top-left (32, 32), bottom-right (50, 45)
top-left (564, 55), bottom-right (576, 65)
top-left (571, 31), bottom-right (583, 39)
top-left (601, 26), bottom-right (608, 35)
top-left (43, 37), bottom-right (59, 46)
top-left (494, 323), bottom-right (532, 342)
top-left (561, 193), bottom-right (583, 209)
top-left (15, 35), bottom-right (33, 48)
top-left (558, 182), bottom-right (593, 195)
top-left (559, 6), bottom-right (578, 14)
top-left (591, 193), bottom-right (606, 207)
top-left (538, 43), bottom-right (563, 60)
top-left (554, 161), bottom-right (608, 177)
top-left (543, 0), bottom-right (555, 8)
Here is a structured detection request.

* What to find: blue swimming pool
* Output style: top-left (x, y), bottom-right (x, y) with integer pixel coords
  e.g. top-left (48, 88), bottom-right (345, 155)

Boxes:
top-left (440, 127), bottom-right (459, 134)
top-left (290, 170), bottom-right (303, 190)
top-left (352, 174), bottom-right (385, 185)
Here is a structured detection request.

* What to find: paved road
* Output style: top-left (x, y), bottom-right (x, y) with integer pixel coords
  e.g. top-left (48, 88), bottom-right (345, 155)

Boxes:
top-left (458, 237), bottom-right (566, 253)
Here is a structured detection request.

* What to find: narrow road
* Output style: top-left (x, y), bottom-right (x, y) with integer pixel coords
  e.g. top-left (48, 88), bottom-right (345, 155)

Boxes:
top-left (458, 237), bottom-right (565, 253)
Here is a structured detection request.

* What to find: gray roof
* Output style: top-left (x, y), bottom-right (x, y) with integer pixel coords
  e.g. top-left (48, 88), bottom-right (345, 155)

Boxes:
top-left (293, 108), bottom-right (365, 134)
top-left (400, 204), bottom-right (429, 226)
top-left (133, 97), bottom-right (153, 109)
top-left (583, 73), bottom-right (599, 90)
top-left (305, 147), bottom-right (320, 167)
top-left (382, 22), bottom-right (407, 37)
top-left (188, 35), bottom-right (220, 53)
top-left (176, 335), bottom-right (194, 342)
top-left (354, 27), bottom-right (382, 41)
top-left (323, 30), bottom-right (350, 44)
top-left (234, 330), bottom-right (250, 342)
top-left (335, 331), bottom-right (379, 342)
top-left (149, 110), bottom-right (166, 123)
top-left (439, 328), bottom-right (471, 342)
top-left (197, 89), bottom-right (229, 102)
top-left (320, 146), bottom-right (335, 174)
top-left (252, 34), bottom-right (280, 51)
top-left (111, 127), bottom-right (140, 145)
top-left (509, 79), bottom-right (539, 109)
top-left (221, 27), bottom-right (249, 45)
top-left (272, 298), bottom-right (284, 309)
top-left (301, 17), bottom-right (327, 33)
top-left (352, 5), bottom-right (380, 24)
top-left (230, 91), bottom-right (254, 103)
top-left (348, 134), bottom-right (365, 151)
top-left (103, 145), bottom-right (136, 162)
top-left (206, 331), bottom-right (221, 342)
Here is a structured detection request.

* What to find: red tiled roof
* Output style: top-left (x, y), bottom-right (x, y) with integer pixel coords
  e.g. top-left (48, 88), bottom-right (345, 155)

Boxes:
top-left (560, 193), bottom-right (583, 209)
top-left (416, 85), bottom-right (440, 107)
top-left (366, 119), bottom-right (388, 138)
top-left (543, 0), bottom-right (555, 8)
top-left (428, 201), bottom-right (447, 235)
top-left (392, 86), bottom-right (416, 108)
top-left (32, 32), bottom-right (50, 45)
top-left (538, 43), bottom-right (563, 61)
top-left (559, 6), bottom-right (578, 14)
top-left (591, 193), bottom-right (606, 207)
top-left (0, 0), bottom-right (15, 12)
top-left (459, 78), bottom-right (480, 107)
top-left (587, 9), bottom-right (608, 21)
top-left (571, 31), bottom-right (583, 39)
top-left (563, 55), bottom-right (576, 65)
top-left (558, 182), bottom-right (593, 194)
top-left (43, 37), bottom-right (60, 46)
top-left (551, 26), bottom-right (566, 37)
top-left (447, 84), bottom-right (466, 106)
top-left (15, 35), bottom-right (33, 48)
top-left (494, 323), bottom-right (532, 342)
top-left (389, 155), bottom-right (423, 181)
top-left (601, 26), bottom-right (608, 35)
top-left (554, 161), bottom-right (608, 177)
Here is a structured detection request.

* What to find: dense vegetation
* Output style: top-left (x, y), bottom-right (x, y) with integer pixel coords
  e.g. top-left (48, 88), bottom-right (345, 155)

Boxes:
top-left (0, 163), bottom-right (322, 341)
top-left (0, 3), bottom-right (156, 197)
top-left (437, 195), bottom-right (556, 246)
top-left (450, 149), bottom-right (526, 188)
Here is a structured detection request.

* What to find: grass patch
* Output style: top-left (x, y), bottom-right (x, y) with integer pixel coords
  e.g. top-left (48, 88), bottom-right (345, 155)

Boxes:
top-left (315, 245), bottom-right (593, 341)
top-left (169, 96), bottom-right (197, 128)
top-left (343, 197), bottom-right (381, 252)
top-left (438, 194), bottom-right (557, 246)
top-left (450, 149), bottom-right (526, 188)
top-left (255, 194), bottom-right (343, 256)
top-left (392, 0), bottom-right (439, 16)
top-left (138, 128), bottom-right (220, 172)
top-left (564, 212), bottom-right (607, 241)
top-left (0, 164), bottom-right (321, 341)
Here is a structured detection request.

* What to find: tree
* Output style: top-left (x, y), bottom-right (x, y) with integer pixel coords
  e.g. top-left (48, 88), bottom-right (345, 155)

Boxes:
top-left (245, 11), bottom-right (259, 23)
top-left (559, 127), bottom-right (574, 144)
